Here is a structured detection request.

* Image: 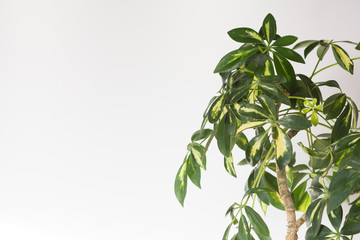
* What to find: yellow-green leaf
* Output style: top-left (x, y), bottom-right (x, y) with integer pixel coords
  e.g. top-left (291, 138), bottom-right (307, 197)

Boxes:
top-left (208, 95), bottom-right (224, 123)
top-left (262, 13), bottom-right (276, 43)
top-left (190, 143), bottom-right (207, 170)
top-left (332, 44), bottom-right (354, 74)
top-left (275, 126), bottom-right (293, 169)
top-left (174, 161), bottom-right (188, 206)
top-left (236, 121), bottom-right (267, 134)
top-left (224, 153), bottom-right (237, 177)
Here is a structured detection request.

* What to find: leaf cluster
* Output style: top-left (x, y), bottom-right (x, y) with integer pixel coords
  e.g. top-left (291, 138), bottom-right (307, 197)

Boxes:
top-left (175, 13), bottom-right (360, 239)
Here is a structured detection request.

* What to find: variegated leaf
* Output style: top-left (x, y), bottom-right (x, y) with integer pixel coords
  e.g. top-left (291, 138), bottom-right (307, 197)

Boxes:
top-left (236, 121), bottom-right (267, 134)
top-left (262, 13), bottom-right (276, 43)
top-left (224, 153), bottom-right (237, 177)
top-left (332, 44), bottom-right (354, 74)
top-left (190, 143), bottom-right (207, 170)
top-left (228, 27), bottom-right (264, 44)
top-left (208, 95), bottom-right (224, 123)
top-left (275, 126), bottom-right (293, 169)
top-left (174, 161), bottom-right (188, 206)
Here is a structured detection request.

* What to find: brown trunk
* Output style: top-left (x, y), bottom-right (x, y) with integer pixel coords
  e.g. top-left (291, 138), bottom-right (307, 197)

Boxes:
top-left (276, 165), bottom-right (298, 240)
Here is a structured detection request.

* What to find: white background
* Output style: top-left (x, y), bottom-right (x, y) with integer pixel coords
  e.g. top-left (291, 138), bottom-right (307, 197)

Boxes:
top-left (0, 0), bottom-right (359, 239)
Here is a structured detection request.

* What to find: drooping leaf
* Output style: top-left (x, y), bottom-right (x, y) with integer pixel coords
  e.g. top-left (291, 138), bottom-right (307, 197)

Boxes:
top-left (328, 205), bottom-right (343, 231)
top-left (228, 28), bottom-right (264, 44)
top-left (246, 131), bottom-right (268, 166)
top-left (223, 223), bottom-right (232, 240)
top-left (272, 35), bottom-right (298, 46)
top-left (305, 198), bottom-right (326, 235)
top-left (316, 45), bottom-right (329, 60)
top-left (304, 41), bottom-right (320, 58)
top-left (237, 215), bottom-right (251, 240)
top-left (348, 97), bottom-right (359, 129)
top-left (262, 13), bottom-right (276, 43)
top-left (216, 113), bottom-right (236, 157)
top-left (208, 95), bottom-right (225, 123)
top-left (274, 46), bottom-right (305, 63)
top-left (292, 181), bottom-right (311, 212)
top-left (244, 206), bottom-right (270, 237)
top-left (331, 104), bottom-right (352, 143)
top-left (332, 44), bottom-right (354, 74)
top-left (327, 169), bottom-right (359, 212)
top-left (191, 129), bottom-right (213, 142)
top-left (189, 143), bottom-right (207, 170)
top-left (186, 154), bottom-right (201, 188)
top-left (235, 132), bottom-right (248, 151)
top-left (214, 46), bottom-right (259, 73)
top-left (273, 53), bottom-right (296, 92)
top-left (224, 153), bottom-right (237, 177)
top-left (277, 115), bottom-right (311, 130)
top-left (174, 161), bottom-right (188, 206)
top-left (275, 126), bottom-right (293, 169)
top-left (259, 83), bottom-right (291, 105)
top-left (238, 104), bottom-right (270, 120)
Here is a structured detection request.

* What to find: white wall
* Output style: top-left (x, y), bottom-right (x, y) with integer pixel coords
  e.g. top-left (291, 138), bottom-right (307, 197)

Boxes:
top-left (0, 0), bottom-right (359, 239)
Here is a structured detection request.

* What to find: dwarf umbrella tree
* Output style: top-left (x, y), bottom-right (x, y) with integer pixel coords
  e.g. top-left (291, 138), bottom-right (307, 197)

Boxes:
top-left (174, 14), bottom-right (360, 240)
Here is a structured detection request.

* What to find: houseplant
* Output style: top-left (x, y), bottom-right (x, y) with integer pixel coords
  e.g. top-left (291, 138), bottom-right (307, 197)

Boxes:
top-left (174, 14), bottom-right (360, 240)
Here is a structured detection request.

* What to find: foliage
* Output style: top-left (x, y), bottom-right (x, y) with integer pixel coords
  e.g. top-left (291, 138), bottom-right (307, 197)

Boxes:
top-left (175, 13), bottom-right (360, 239)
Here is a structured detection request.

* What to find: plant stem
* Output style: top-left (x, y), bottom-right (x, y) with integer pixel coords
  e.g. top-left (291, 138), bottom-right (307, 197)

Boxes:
top-left (312, 57), bottom-right (360, 77)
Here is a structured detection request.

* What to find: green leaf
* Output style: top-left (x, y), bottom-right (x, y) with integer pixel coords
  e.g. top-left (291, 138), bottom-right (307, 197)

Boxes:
top-left (324, 93), bottom-right (347, 120)
top-left (191, 129), bottom-right (213, 142)
top-left (305, 225), bottom-right (332, 240)
top-left (327, 169), bottom-right (359, 212)
top-left (311, 111), bottom-right (319, 126)
top-left (246, 131), bottom-right (268, 166)
top-left (236, 120), bottom-right (267, 134)
top-left (292, 181), bottom-right (311, 212)
top-left (328, 206), bottom-right (343, 231)
top-left (348, 97), bottom-right (359, 129)
top-left (228, 28), bottom-right (264, 44)
top-left (356, 42), bottom-right (360, 50)
top-left (214, 46), bottom-right (259, 73)
top-left (208, 95), bottom-right (225, 123)
top-left (259, 75), bottom-right (287, 84)
top-left (298, 74), bottom-right (322, 103)
top-left (304, 41), bottom-right (320, 58)
top-left (186, 154), bottom-right (201, 188)
top-left (293, 40), bottom-right (318, 49)
top-left (274, 47), bottom-right (305, 63)
top-left (223, 223), bottom-right (232, 240)
top-left (224, 153), bottom-right (237, 177)
top-left (316, 80), bottom-right (341, 90)
top-left (277, 115), bottom-right (311, 130)
top-left (305, 198), bottom-right (326, 235)
top-left (235, 132), bottom-right (248, 151)
top-left (332, 133), bottom-right (360, 153)
top-left (244, 206), bottom-right (270, 237)
top-left (262, 13), bottom-right (276, 43)
top-left (238, 104), bottom-right (270, 120)
top-left (272, 35), bottom-right (298, 46)
top-left (273, 53), bottom-right (296, 92)
top-left (341, 220), bottom-right (360, 235)
top-left (332, 44), bottom-right (354, 74)
top-left (259, 83), bottom-right (291, 105)
top-left (189, 143), bottom-right (207, 170)
top-left (316, 45), bottom-right (329, 60)
top-left (331, 104), bottom-right (352, 143)
top-left (228, 84), bottom-right (252, 104)
top-left (275, 126), bottom-right (293, 169)
top-left (174, 161), bottom-right (188, 206)
top-left (257, 95), bottom-right (276, 116)
top-left (236, 215), bottom-right (251, 240)
top-left (216, 113), bottom-right (236, 157)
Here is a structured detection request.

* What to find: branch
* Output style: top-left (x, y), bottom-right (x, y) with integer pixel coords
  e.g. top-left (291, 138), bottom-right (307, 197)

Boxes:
top-left (296, 213), bottom-right (306, 229)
